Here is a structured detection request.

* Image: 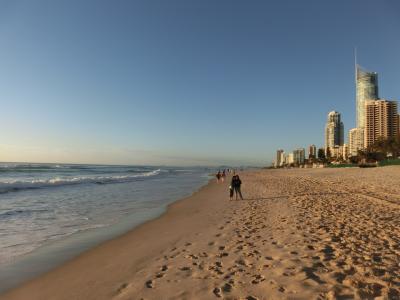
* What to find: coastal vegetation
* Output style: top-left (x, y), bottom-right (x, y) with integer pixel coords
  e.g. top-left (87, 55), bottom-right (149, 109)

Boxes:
top-left (275, 137), bottom-right (400, 169)
top-left (357, 137), bottom-right (400, 162)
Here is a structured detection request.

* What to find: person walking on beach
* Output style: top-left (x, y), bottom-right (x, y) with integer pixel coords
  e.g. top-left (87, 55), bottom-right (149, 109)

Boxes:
top-left (231, 174), bottom-right (243, 200)
top-left (216, 171), bottom-right (221, 182)
top-left (221, 169), bottom-right (226, 182)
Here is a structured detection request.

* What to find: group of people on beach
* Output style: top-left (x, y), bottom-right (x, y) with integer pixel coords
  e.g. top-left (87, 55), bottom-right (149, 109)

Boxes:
top-left (215, 169), bottom-right (227, 182)
top-left (215, 169), bottom-right (243, 200)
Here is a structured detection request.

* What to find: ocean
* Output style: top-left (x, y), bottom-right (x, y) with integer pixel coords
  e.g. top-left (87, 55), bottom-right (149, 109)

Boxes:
top-left (0, 163), bottom-right (213, 291)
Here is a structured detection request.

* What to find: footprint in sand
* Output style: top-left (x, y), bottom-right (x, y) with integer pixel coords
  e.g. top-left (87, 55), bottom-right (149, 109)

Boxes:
top-left (161, 265), bottom-right (168, 271)
top-left (222, 283), bottom-right (233, 292)
top-left (186, 254), bottom-right (199, 260)
top-left (145, 280), bottom-right (154, 288)
top-left (116, 282), bottom-right (129, 294)
top-left (213, 287), bottom-right (222, 297)
top-left (217, 252), bottom-right (229, 258)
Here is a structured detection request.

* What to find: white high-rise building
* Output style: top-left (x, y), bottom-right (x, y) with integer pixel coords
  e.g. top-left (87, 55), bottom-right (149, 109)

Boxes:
top-left (279, 151), bottom-right (285, 166)
top-left (275, 149), bottom-right (284, 167)
top-left (325, 111), bottom-right (344, 155)
top-left (331, 144), bottom-right (349, 160)
top-left (288, 153), bottom-right (294, 164)
top-left (349, 128), bottom-right (364, 156)
top-left (293, 148), bottom-right (305, 165)
top-left (308, 144), bottom-right (316, 159)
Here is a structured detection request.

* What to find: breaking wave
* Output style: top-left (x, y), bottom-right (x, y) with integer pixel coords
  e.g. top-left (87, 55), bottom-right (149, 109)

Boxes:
top-left (0, 169), bottom-right (161, 194)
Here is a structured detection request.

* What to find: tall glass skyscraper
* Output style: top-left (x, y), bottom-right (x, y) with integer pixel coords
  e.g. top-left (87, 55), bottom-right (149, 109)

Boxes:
top-left (356, 66), bottom-right (379, 129)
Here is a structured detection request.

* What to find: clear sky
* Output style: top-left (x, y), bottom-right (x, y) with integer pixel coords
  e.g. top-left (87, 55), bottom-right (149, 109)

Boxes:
top-left (0, 0), bottom-right (399, 166)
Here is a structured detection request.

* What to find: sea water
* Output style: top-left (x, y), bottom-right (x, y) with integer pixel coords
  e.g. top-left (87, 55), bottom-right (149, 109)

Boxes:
top-left (0, 163), bottom-right (212, 291)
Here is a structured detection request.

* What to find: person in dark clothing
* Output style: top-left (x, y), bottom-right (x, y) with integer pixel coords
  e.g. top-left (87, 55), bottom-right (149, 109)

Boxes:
top-left (231, 175), bottom-right (243, 200)
top-left (216, 171), bottom-right (221, 182)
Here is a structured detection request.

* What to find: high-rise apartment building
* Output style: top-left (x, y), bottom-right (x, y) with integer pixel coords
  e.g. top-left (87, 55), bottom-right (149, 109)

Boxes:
top-left (348, 128), bottom-right (364, 156)
top-left (293, 148), bottom-right (305, 165)
top-left (275, 149), bottom-right (284, 167)
top-left (288, 153), bottom-right (294, 164)
top-left (330, 144), bottom-right (349, 160)
top-left (397, 114), bottom-right (400, 135)
top-left (325, 111), bottom-right (344, 154)
top-left (356, 65), bottom-right (379, 129)
top-left (308, 144), bottom-right (316, 159)
top-left (364, 99), bottom-right (399, 148)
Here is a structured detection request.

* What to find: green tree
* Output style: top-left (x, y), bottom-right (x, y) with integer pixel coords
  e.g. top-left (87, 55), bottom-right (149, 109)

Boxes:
top-left (317, 148), bottom-right (325, 161)
top-left (367, 137), bottom-right (400, 161)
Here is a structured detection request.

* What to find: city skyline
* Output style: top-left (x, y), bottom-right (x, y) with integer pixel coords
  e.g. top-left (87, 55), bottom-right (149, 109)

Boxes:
top-left (275, 61), bottom-right (399, 163)
top-left (1, 1), bottom-right (400, 166)
top-left (274, 54), bottom-right (400, 166)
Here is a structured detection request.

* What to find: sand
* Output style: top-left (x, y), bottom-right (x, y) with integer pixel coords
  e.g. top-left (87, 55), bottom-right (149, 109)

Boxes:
top-left (1, 167), bottom-right (400, 299)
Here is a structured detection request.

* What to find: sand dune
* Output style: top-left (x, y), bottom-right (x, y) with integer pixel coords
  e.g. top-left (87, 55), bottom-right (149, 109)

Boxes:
top-left (2, 167), bottom-right (400, 299)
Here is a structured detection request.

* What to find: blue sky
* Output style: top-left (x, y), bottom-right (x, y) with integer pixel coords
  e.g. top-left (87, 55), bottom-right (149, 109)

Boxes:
top-left (0, 0), bottom-right (399, 166)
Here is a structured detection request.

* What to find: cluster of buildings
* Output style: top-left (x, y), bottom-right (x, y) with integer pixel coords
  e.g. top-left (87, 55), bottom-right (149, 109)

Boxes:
top-left (274, 58), bottom-right (399, 167)
top-left (348, 65), bottom-right (398, 155)
top-left (275, 148), bottom-right (306, 167)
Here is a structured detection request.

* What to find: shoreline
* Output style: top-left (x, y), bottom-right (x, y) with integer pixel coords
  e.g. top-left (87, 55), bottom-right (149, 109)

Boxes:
top-left (0, 179), bottom-right (222, 299)
top-left (0, 176), bottom-right (212, 296)
top-left (2, 167), bottom-right (400, 299)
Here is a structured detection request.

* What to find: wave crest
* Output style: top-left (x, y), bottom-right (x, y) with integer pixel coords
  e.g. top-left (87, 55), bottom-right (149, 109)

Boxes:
top-left (0, 169), bottom-right (161, 194)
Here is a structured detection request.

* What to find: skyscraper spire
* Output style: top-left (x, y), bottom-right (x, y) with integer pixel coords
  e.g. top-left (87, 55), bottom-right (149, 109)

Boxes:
top-left (354, 47), bottom-right (357, 82)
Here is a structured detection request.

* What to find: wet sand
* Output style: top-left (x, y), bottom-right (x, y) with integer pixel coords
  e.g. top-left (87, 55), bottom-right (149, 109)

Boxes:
top-left (2, 167), bottom-right (400, 299)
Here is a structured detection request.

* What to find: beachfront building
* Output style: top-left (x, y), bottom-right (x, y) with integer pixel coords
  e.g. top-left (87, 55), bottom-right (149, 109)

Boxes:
top-left (342, 144), bottom-right (349, 160)
top-left (331, 144), bottom-right (349, 161)
top-left (293, 148), bottom-right (305, 165)
top-left (330, 146), bottom-right (341, 160)
top-left (287, 153), bottom-right (294, 164)
top-left (364, 99), bottom-right (399, 148)
top-left (283, 154), bottom-right (288, 165)
top-left (349, 128), bottom-right (364, 156)
top-left (308, 144), bottom-right (316, 159)
top-left (398, 114), bottom-right (400, 135)
top-left (275, 149), bottom-right (284, 167)
top-left (325, 111), bottom-right (344, 155)
top-left (279, 151), bottom-right (285, 166)
top-left (356, 65), bottom-right (379, 129)
top-left (355, 65), bottom-right (379, 149)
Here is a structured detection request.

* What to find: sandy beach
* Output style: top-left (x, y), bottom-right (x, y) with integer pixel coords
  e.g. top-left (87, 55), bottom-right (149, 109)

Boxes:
top-left (2, 167), bottom-right (400, 300)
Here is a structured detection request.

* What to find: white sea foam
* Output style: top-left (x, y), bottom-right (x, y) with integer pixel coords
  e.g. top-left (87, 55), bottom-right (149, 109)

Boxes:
top-left (0, 164), bottom-right (211, 270)
top-left (0, 169), bottom-right (161, 194)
